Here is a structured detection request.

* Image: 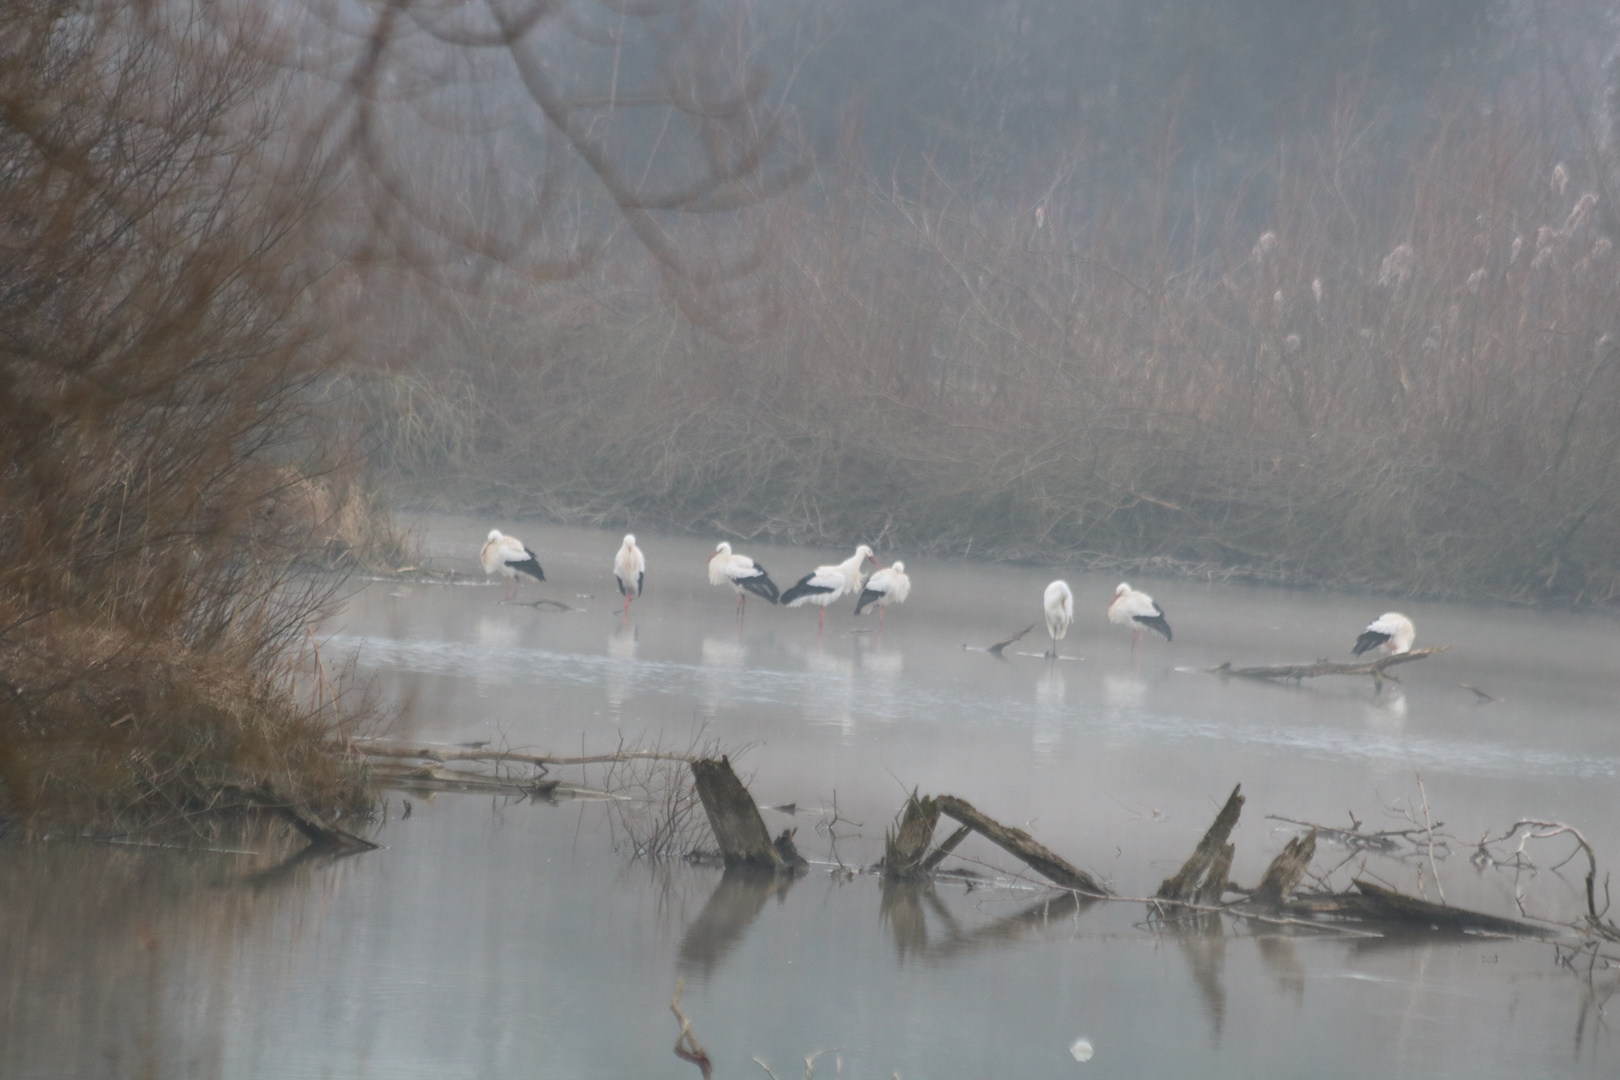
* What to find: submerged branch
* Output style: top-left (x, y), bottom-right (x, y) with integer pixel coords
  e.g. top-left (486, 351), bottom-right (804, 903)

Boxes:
top-left (1207, 647), bottom-right (1447, 684)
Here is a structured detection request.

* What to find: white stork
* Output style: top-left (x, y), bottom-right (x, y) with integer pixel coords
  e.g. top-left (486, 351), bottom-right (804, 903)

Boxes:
top-left (854, 561), bottom-right (910, 629)
top-left (1107, 582), bottom-right (1171, 647)
top-left (614, 534), bottom-right (645, 616)
top-left (780, 545), bottom-right (877, 633)
top-left (1043, 580), bottom-right (1073, 659)
top-left (708, 541), bottom-right (780, 615)
top-left (480, 529), bottom-right (545, 599)
top-left (1353, 612), bottom-right (1415, 656)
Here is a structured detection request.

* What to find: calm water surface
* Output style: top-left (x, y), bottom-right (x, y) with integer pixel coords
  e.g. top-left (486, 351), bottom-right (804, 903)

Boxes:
top-left (5, 517), bottom-right (1619, 1078)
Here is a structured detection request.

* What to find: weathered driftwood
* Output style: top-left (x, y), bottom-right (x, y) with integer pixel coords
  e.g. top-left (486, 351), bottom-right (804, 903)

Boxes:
top-left (670, 978), bottom-right (713, 1079)
top-left (1157, 784), bottom-right (1245, 902)
top-left (369, 762), bottom-right (561, 798)
top-left (1207, 646), bottom-right (1446, 685)
top-left (964, 624), bottom-right (1034, 656)
top-left (1251, 829), bottom-right (1317, 910)
top-left (1263, 814), bottom-right (1407, 853)
top-left (358, 742), bottom-right (690, 774)
top-left (690, 757), bottom-right (786, 871)
top-left (934, 795), bottom-right (1110, 896)
top-left (1287, 879), bottom-right (1552, 938)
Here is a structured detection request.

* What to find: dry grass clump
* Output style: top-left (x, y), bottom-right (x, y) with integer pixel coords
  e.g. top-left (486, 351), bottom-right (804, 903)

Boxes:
top-left (360, 81), bottom-right (1620, 603)
top-left (0, 621), bottom-right (371, 834)
top-left (0, 1), bottom-right (377, 831)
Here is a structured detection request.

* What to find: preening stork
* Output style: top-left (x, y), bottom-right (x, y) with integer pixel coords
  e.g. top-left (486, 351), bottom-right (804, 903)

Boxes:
top-left (854, 561), bottom-right (910, 628)
top-left (1043, 580), bottom-right (1073, 659)
top-left (1353, 612), bottom-right (1415, 656)
top-left (480, 529), bottom-right (545, 599)
top-left (1107, 582), bottom-right (1171, 647)
top-left (708, 541), bottom-right (780, 615)
top-left (614, 534), bottom-right (645, 616)
top-left (780, 545), bottom-right (877, 633)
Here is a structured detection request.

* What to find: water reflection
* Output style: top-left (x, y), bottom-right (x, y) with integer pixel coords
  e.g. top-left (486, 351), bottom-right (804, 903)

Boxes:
top-left (879, 881), bottom-right (1093, 964)
top-left (1365, 686), bottom-right (1408, 730)
top-left (606, 624), bottom-right (638, 716)
top-left (1177, 930), bottom-right (1228, 1042)
top-left (475, 614), bottom-right (520, 698)
top-left (1256, 933), bottom-right (1306, 1005)
top-left (678, 868), bottom-right (793, 979)
top-left (699, 636), bottom-right (747, 720)
top-left (1103, 674), bottom-right (1146, 708)
top-left (15, 519), bottom-right (1618, 1079)
top-left (1034, 668), bottom-right (1066, 756)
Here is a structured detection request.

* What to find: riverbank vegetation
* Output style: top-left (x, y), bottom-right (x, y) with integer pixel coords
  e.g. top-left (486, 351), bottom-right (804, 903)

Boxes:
top-left (0, 2), bottom-right (388, 833)
top-left (353, 5), bottom-right (1620, 604)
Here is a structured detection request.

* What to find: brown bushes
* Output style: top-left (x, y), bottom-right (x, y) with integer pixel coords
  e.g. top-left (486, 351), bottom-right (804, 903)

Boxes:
top-left (0, 2), bottom-right (378, 830)
top-left (360, 80), bottom-right (1620, 603)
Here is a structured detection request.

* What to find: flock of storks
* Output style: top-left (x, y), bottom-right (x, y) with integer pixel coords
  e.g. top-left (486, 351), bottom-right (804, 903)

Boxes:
top-left (480, 529), bottom-right (1418, 660)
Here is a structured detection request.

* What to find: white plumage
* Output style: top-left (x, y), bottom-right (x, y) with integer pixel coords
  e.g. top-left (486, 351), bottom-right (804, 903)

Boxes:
top-left (480, 529), bottom-right (545, 599)
top-left (707, 541), bottom-right (780, 615)
top-left (854, 561), bottom-right (910, 628)
top-left (1043, 580), bottom-right (1073, 658)
top-left (780, 545), bottom-right (876, 632)
top-left (1107, 582), bottom-right (1171, 644)
top-left (1354, 612), bottom-right (1415, 656)
top-left (614, 534), bottom-right (645, 615)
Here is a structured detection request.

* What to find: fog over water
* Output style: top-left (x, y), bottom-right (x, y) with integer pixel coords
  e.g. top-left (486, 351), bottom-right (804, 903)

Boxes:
top-left (6, 518), bottom-right (1617, 1078)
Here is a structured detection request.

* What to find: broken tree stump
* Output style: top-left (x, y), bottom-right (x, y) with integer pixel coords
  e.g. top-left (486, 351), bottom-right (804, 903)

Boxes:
top-left (1157, 783), bottom-right (1245, 903)
top-left (690, 757), bottom-right (786, 871)
top-left (934, 795), bottom-right (1110, 896)
top-left (1250, 829), bottom-right (1317, 910)
top-left (883, 790), bottom-right (942, 881)
top-left (1196, 843), bottom-right (1235, 908)
top-left (1208, 646), bottom-right (1446, 686)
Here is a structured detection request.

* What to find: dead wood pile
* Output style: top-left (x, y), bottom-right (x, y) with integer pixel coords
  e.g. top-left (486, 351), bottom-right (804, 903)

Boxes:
top-left (874, 779), bottom-right (1562, 940)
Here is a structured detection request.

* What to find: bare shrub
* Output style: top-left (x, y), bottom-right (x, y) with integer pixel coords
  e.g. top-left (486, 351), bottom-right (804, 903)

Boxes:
top-left (0, 1), bottom-right (375, 829)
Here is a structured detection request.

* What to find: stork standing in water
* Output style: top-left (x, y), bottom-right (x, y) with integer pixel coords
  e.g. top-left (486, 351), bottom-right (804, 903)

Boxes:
top-left (1353, 612), bottom-right (1415, 656)
top-left (480, 529), bottom-right (545, 600)
top-left (780, 545), bottom-right (877, 635)
top-left (854, 561), bottom-right (910, 629)
top-left (614, 534), bottom-right (645, 617)
top-left (1107, 582), bottom-right (1172, 649)
top-left (708, 541), bottom-right (780, 616)
top-left (1043, 580), bottom-right (1073, 659)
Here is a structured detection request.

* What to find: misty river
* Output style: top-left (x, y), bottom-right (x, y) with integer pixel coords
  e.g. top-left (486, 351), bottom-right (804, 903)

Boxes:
top-left (5, 516), bottom-right (1619, 1078)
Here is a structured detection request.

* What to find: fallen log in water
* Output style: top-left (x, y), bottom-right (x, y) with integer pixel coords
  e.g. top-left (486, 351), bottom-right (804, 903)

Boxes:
top-left (1207, 646), bottom-right (1446, 686)
top-left (881, 793), bottom-right (1110, 895)
top-left (357, 741), bottom-right (692, 774)
top-left (234, 784), bottom-right (379, 853)
top-left (1287, 880), bottom-right (1552, 937)
top-left (368, 762), bottom-right (562, 798)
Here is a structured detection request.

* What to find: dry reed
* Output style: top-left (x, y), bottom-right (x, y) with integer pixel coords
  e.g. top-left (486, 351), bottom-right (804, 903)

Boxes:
top-left (357, 80), bottom-right (1620, 603)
